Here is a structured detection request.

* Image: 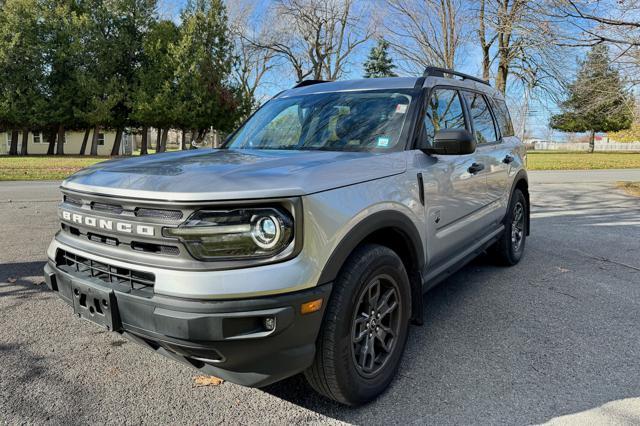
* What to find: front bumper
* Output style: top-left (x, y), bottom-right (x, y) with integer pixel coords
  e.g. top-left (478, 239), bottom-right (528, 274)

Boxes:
top-left (44, 261), bottom-right (331, 387)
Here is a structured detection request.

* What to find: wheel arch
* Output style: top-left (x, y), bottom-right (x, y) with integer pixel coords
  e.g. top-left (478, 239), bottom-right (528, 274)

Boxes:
top-left (508, 169), bottom-right (530, 236)
top-left (317, 210), bottom-right (425, 324)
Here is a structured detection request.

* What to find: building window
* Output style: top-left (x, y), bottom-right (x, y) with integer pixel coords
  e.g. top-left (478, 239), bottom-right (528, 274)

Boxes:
top-left (34, 132), bottom-right (65, 144)
top-left (97, 133), bottom-right (105, 146)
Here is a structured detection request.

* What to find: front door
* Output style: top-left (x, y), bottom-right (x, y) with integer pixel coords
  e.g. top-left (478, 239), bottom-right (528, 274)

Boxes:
top-left (416, 88), bottom-right (489, 269)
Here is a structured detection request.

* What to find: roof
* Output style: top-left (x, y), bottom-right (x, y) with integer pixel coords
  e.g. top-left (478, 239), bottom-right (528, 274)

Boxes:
top-left (276, 77), bottom-right (421, 98)
top-left (275, 75), bottom-right (503, 100)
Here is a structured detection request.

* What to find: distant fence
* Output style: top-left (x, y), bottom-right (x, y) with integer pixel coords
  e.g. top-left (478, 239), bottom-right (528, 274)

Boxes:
top-left (533, 142), bottom-right (640, 152)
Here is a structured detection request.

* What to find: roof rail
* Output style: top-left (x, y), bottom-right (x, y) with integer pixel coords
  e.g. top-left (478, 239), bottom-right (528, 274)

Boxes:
top-left (293, 79), bottom-right (329, 88)
top-left (424, 66), bottom-right (490, 86)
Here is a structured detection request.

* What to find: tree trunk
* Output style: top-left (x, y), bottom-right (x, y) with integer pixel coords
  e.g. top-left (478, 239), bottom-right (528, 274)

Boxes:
top-left (155, 128), bottom-right (161, 152)
top-left (55, 124), bottom-right (65, 155)
top-left (89, 125), bottom-right (100, 156)
top-left (589, 130), bottom-right (595, 153)
top-left (46, 128), bottom-right (57, 155)
top-left (160, 128), bottom-right (168, 152)
top-left (478, 0), bottom-right (491, 81)
top-left (79, 128), bottom-right (90, 155)
top-left (181, 129), bottom-right (187, 150)
top-left (140, 127), bottom-right (149, 155)
top-left (20, 129), bottom-right (28, 155)
top-left (8, 130), bottom-right (19, 155)
top-left (495, 60), bottom-right (509, 95)
top-left (110, 128), bottom-right (123, 156)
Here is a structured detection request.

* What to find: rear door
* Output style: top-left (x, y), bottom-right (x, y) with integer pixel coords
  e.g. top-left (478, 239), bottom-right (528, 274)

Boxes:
top-left (417, 87), bottom-right (489, 268)
top-left (460, 91), bottom-right (509, 220)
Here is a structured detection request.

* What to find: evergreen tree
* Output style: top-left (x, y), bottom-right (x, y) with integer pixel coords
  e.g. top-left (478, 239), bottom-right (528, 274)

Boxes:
top-left (0, 0), bottom-right (47, 155)
top-left (550, 44), bottom-right (633, 152)
top-left (363, 39), bottom-right (397, 78)
top-left (131, 19), bottom-right (180, 154)
top-left (173, 0), bottom-right (247, 146)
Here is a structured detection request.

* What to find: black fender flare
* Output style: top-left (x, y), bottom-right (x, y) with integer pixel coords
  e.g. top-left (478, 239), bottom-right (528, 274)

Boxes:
top-left (317, 210), bottom-right (425, 285)
top-left (507, 169), bottom-right (530, 235)
top-left (317, 210), bottom-right (425, 324)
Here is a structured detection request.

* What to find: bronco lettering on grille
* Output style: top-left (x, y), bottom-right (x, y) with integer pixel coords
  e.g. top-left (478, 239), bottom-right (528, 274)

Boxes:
top-left (61, 210), bottom-right (155, 236)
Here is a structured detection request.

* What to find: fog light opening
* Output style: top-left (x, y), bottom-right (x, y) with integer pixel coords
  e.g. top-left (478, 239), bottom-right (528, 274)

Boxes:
top-left (263, 317), bottom-right (276, 331)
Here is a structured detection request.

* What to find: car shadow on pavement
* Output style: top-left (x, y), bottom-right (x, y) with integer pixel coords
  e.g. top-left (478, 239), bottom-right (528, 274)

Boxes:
top-left (0, 341), bottom-right (95, 423)
top-left (263, 245), bottom-right (640, 424)
top-left (0, 261), bottom-right (48, 299)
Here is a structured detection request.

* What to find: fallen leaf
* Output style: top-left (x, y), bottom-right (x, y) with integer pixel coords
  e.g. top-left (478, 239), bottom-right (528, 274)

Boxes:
top-left (193, 375), bottom-right (224, 387)
top-left (557, 267), bottom-right (570, 273)
top-left (7, 277), bottom-right (17, 283)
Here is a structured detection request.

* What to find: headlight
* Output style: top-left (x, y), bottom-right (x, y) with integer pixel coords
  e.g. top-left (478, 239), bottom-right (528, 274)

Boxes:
top-left (163, 207), bottom-right (294, 261)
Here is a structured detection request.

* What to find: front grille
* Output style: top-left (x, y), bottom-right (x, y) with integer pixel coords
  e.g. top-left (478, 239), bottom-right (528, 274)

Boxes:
top-left (63, 195), bottom-right (83, 207)
top-left (91, 202), bottom-right (124, 215)
top-left (56, 249), bottom-right (155, 290)
top-left (135, 208), bottom-right (183, 220)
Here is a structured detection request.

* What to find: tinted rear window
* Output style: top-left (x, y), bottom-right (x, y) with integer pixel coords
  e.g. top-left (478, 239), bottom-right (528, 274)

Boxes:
top-left (491, 98), bottom-right (515, 137)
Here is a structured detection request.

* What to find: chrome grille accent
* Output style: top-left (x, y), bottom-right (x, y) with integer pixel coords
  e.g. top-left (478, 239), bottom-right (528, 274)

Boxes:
top-left (91, 202), bottom-right (124, 215)
top-left (56, 249), bottom-right (155, 290)
top-left (135, 208), bottom-right (183, 220)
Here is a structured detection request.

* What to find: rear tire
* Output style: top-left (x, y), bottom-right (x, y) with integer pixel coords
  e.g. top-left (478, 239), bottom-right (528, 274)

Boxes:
top-left (304, 244), bottom-right (411, 406)
top-left (489, 188), bottom-right (527, 266)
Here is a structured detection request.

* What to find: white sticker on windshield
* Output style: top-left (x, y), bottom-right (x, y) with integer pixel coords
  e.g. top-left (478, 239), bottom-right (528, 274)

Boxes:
top-left (377, 136), bottom-right (391, 147)
top-left (395, 104), bottom-right (408, 114)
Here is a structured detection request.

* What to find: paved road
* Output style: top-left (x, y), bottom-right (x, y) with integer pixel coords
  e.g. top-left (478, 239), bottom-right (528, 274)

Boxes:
top-left (1, 171), bottom-right (639, 425)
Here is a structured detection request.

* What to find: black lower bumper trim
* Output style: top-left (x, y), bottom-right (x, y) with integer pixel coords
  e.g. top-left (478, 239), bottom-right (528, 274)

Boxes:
top-left (44, 261), bottom-right (332, 387)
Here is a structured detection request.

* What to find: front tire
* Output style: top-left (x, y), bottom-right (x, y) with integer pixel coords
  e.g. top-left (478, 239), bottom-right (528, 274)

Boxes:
top-left (489, 188), bottom-right (527, 265)
top-left (304, 244), bottom-right (411, 406)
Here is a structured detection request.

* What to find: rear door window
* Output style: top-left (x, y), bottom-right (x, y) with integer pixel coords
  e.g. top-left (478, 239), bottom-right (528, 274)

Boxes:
top-left (462, 91), bottom-right (498, 144)
top-left (490, 98), bottom-right (515, 137)
top-left (423, 89), bottom-right (466, 148)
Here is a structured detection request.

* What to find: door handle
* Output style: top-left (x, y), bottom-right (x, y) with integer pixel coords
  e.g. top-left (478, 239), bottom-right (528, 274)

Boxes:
top-left (503, 155), bottom-right (514, 164)
top-left (468, 163), bottom-right (485, 174)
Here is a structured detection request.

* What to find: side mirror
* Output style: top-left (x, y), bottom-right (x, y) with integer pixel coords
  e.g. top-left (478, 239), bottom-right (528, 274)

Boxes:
top-left (421, 129), bottom-right (476, 155)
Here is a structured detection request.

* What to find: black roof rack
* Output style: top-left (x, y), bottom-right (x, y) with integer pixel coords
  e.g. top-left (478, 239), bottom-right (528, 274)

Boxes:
top-left (424, 66), bottom-right (490, 86)
top-left (293, 79), bottom-right (330, 88)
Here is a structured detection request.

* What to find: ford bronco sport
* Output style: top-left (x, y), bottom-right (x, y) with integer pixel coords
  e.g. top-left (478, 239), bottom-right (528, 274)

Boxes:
top-left (44, 67), bottom-right (529, 406)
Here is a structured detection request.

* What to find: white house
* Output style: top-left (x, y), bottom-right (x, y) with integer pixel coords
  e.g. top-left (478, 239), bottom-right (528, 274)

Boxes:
top-left (1, 130), bottom-right (129, 155)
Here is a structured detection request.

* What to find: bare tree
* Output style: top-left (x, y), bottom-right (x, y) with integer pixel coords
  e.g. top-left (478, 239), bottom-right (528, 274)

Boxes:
top-left (385, 0), bottom-right (469, 73)
top-left (474, 0), bottom-right (569, 95)
top-left (255, 0), bottom-right (374, 81)
top-left (478, 0), bottom-right (497, 80)
top-left (228, 1), bottom-right (278, 107)
top-left (544, 1), bottom-right (640, 84)
top-left (548, 1), bottom-right (640, 48)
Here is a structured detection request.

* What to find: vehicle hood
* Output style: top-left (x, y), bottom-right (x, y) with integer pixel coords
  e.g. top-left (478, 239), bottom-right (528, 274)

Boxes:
top-left (62, 149), bottom-right (407, 201)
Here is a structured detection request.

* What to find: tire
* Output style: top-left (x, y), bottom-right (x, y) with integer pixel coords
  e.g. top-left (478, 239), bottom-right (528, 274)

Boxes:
top-left (304, 244), bottom-right (411, 406)
top-left (489, 188), bottom-right (527, 266)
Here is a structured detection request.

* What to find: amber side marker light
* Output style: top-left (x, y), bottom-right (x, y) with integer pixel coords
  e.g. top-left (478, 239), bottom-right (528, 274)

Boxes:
top-left (301, 298), bottom-right (323, 314)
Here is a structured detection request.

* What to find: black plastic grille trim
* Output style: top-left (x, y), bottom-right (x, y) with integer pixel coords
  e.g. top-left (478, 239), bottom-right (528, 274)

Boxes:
top-left (63, 195), bottom-right (83, 207)
top-left (56, 249), bottom-right (155, 289)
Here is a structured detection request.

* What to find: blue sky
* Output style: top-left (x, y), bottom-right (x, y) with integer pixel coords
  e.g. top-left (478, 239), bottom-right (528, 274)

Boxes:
top-left (159, 0), bottom-right (586, 140)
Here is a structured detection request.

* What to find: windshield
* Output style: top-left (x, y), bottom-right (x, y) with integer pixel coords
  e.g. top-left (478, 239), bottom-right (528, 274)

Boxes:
top-left (225, 90), bottom-right (414, 152)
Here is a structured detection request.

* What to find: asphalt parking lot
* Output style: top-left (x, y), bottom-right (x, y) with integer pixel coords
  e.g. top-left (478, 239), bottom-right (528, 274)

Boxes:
top-left (1, 169), bottom-right (639, 424)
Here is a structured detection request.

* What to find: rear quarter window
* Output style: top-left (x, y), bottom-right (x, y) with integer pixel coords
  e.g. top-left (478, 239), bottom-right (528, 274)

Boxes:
top-left (491, 98), bottom-right (515, 137)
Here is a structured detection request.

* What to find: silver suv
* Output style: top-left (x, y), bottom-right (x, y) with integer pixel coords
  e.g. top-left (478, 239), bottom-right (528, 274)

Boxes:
top-left (44, 68), bottom-right (529, 406)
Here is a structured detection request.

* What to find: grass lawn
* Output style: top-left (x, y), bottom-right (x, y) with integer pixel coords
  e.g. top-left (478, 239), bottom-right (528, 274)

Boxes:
top-left (527, 152), bottom-right (640, 170)
top-left (616, 181), bottom-right (640, 197)
top-left (2, 150), bottom-right (640, 181)
top-left (0, 156), bottom-right (107, 181)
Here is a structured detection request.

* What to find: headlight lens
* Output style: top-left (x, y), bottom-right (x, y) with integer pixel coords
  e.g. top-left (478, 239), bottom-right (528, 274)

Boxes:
top-left (163, 208), bottom-right (294, 261)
